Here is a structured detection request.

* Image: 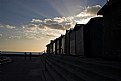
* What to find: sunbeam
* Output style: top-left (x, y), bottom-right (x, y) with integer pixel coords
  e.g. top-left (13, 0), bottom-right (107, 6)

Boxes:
top-left (0, 0), bottom-right (107, 52)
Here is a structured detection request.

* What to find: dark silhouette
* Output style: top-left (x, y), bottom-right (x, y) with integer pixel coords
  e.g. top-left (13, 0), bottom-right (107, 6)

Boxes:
top-left (83, 17), bottom-right (103, 58)
top-left (0, 51), bottom-right (1, 57)
top-left (97, 0), bottom-right (121, 60)
top-left (2, 0), bottom-right (121, 81)
top-left (39, 52), bottom-right (40, 56)
top-left (29, 52), bottom-right (32, 60)
top-left (46, 0), bottom-right (121, 60)
top-left (24, 52), bottom-right (27, 60)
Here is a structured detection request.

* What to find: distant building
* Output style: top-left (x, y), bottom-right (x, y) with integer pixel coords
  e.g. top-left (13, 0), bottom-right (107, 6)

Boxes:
top-left (74, 24), bottom-right (85, 56)
top-left (46, 44), bottom-right (50, 54)
top-left (65, 30), bottom-right (70, 55)
top-left (84, 17), bottom-right (103, 58)
top-left (53, 38), bottom-right (58, 54)
top-left (59, 36), bottom-right (62, 54)
top-left (97, 0), bottom-right (121, 59)
top-left (50, 40), bottom-right (54, 54)
top-left (61, 35), bottom-right (66, 54)
top-left (69, 29), bottom-right (76, 55)
top-left (53, 40), bottom-right (55, 54)
top-left (56, 37), bottom-right (60, 54)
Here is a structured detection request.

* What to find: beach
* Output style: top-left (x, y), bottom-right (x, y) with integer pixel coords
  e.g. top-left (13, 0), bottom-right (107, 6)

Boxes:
top-left (1, 54), bottom-right (121, 81)
top-left (1, 55), bottom-right (44, 81)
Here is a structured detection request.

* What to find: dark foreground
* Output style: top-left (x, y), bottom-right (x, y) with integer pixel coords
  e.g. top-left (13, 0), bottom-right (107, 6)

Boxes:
top-left (0, 56), bottom-right (44, 81)
top-left (0, 55), bottom-right (121, 81)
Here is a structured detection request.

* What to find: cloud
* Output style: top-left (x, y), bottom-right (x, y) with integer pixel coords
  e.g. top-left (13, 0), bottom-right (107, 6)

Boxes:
top-left (0, 24), bottom-right (16, 29)
top-left (5, 25), bottom-right (16, 29)
top-left (23, 24), bottom-right (45, 32)
top-left (31, 19), bottom-right (43, 23)
top-left (44, 24), bottom-right (65, 30)
top-left (30, 16), bottom-right (75, 30)
top-left (74, 5), bottom-right (101, 24)
top-left (84, 5), bottom-right (101, 15)
top-left (44, 22), bottom-right (73, 30)
top-left (76, 5), bottom-right (101, 17)
top-left (0, 24), bottom-right (4, 28)
top-left (8, 35), bottom-right (21, 39)
top-left (0, 34), bottom-right (2, 37)
top-left (28, 5), bottom-right (101, 30)
top-left (53, 17), bottom-right (65, 23)
top-left (46, 33), bottom-right (56, 37)
top-left (38, 24), bottom-right (46, 29)
top-left (44, 19), bottom-right (58, 25)
top-left (0, 5), bottom-right (102, 41)
top-left (0, 24), bottom-right (64, 41)
top-left (25, 24), bottom-right (37, 30)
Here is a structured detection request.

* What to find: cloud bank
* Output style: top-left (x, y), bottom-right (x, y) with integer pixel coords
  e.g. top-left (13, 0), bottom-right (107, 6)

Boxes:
top-left (28, 5), bottom-right (101, 30)
top-left (0, 5), bottom-right (101, 40)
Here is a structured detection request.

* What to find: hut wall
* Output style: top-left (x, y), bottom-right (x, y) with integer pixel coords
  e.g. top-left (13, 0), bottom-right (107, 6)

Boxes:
top-left (75, 27), bottom-right (84, 55)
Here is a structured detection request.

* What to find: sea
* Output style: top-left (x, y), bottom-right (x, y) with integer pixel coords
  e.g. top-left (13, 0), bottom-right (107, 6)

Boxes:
top-left (0, 51), bottom-right (43, 55)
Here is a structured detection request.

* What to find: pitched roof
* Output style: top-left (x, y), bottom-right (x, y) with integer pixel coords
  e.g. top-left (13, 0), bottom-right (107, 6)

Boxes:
top-left (86, 17), bottom-right (103, 25)
top-left (73, 24), bottom-right (85, 31)
top-left (97, 0), bottom-right (120, 15)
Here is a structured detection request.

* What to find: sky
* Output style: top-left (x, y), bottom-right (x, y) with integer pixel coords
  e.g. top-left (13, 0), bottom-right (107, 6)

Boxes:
top-left (0, 0), bottom-right (107, 52)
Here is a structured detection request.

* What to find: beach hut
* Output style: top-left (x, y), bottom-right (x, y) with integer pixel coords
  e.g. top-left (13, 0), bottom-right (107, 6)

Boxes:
top-left (56, 37), bottom-right (60, 54)
top-left (69, 29), bottom-right (76, 55)
top-left (97, 0), bottom-right (121, 59)
top-left (61, 35), bottom-right (66, 54)
top-left (53, 38), bottom-right (57, 54)
top-left (83, 17), bottom-right (103, 58)
top-left (46, 44), bottom-right (50, 54)
top-left (74, 24), bottom-right (85, 56)
top-left (49, 40), bottom-right (54, 54)
top-left (65, 30), bottom-right (70, 55)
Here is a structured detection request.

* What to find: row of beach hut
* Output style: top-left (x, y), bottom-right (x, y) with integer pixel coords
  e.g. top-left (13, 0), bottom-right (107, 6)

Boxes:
top-left (46, 0), bottom-right (121, 60)
top-left (46, 17), bottom-right (103, 58)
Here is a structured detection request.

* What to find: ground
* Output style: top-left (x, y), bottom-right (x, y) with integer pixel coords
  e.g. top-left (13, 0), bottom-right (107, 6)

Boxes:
top-left (0, 55), bottom-right (121, 81)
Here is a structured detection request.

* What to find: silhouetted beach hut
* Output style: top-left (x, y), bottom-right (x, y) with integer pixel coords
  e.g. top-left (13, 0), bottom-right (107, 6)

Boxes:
top-left (53, 40), bottom-right (55, 54)
top-left (53, 38), bottom-right (57, 54)
top-left (97, 0), bottom-right (121, 59)
top-left (58, 35), bottom-right (63, 54)
top-left (61, 35), bottom-right (66, 54)
top-left (56, 37), bottom-right (60, 54)
top-left (46, 44), bottom-right (50, 54)
top-left (50, 40), bottom-right (54, 54)
top-left (69, 29), bottom-right (76, 55)
top-left (83, 17), bottom-right (103, 58)
top-left (65, 30), bottom-right (70, 55)
top-left (74, 24), bottom-right (85, 56)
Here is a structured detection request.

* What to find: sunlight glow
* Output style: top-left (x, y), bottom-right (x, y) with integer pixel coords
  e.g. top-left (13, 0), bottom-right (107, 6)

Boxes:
top-left (0, 0), bottom-right (104, 52)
